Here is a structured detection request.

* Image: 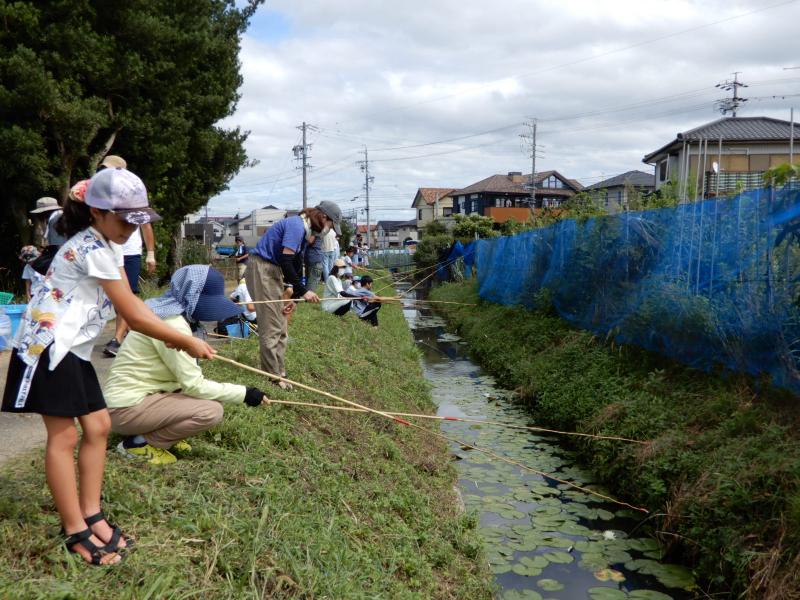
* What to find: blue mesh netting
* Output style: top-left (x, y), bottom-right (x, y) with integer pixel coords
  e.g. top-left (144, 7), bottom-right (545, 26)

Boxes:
top-left (452, 184), bottom-right (800, 394)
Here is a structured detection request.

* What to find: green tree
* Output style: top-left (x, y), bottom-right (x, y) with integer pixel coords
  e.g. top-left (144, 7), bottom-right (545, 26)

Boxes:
top-left (451, 214), bottom-right (497, 241)
top-left (339, 219), bottom-right (354, 250)
top-left (0, 0), bottom-right (262, 285)
top-left (763, 162), bottom-right (800, 187)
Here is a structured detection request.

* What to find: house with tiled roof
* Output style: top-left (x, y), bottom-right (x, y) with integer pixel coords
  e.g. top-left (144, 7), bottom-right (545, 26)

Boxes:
top-left (452, 171), bottom-right (583, 224)
top-left (356, 223), bottom-right (378, 247)
top-left (411, 187), bottom-right (455, 228)
top-left (584, 170), bottom-right (654, 213)
top-left (643, 116), bottom-right (797, 196)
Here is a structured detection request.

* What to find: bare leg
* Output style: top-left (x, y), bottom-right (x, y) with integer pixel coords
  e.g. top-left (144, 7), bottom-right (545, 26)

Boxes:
top-left (42, 415), bottom-right (119, 565)
top-left (114, 316), bottom-right (130, 343)
top-left (77, 410), bottom-right (127, 549)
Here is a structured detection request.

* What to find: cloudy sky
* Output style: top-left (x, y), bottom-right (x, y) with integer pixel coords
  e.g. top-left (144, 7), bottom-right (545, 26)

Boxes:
top-left (209, 0), bottom-right (800, 223)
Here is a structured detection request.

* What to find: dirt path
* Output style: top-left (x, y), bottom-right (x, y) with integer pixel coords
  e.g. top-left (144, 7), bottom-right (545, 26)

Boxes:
top-left (0, 321), bottom-right (117, 467)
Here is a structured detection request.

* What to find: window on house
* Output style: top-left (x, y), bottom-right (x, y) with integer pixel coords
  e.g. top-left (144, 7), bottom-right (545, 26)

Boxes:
top-left (443, 207), bottom-right (452, 216)
top-left (659, 161), bottom-right (667, 181)
top-left (542, 176), bottom-right (564, 189)
top-left (418, 209), bottom-right (423, 220)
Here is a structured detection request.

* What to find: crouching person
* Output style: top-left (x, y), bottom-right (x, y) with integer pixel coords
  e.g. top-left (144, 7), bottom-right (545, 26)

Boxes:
top-left (105, 265), bottom-right (269, 464)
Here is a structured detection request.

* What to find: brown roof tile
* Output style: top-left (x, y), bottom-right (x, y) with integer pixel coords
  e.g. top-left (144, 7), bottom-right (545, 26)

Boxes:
top-left (452, 171), bottom-right (582, 195)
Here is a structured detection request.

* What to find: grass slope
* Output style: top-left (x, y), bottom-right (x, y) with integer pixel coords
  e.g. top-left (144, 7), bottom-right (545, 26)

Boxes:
top-left (431, 281), bottom-right (800, 599)
top-left (0, 298), bottom-right (493, 599)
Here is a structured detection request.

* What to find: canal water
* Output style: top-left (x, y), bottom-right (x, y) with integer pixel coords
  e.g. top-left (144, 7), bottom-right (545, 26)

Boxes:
top-left (401, 298), bottom-right (697, 600)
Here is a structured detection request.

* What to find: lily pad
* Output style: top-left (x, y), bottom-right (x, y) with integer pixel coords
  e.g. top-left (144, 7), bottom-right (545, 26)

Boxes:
top-left (594, 568), bottom-right (626, 582)
top-left (511, 555), bottom-right (548, 576)
top-left (542, 550), bottom-right (574, 564)
top-left (628, 591), bottom-right (673, 600)
top-left (579, 552), bottom-right (609, 571)
top-left (588, 588), bottom-right (627, 600)
top-left (490, 563), bottom-right (512, 574)
top-left (503, 591), bottom-right (544, 600)
top-left (624, 560), bottom-right (696, 590)
top-left (536, 579), bottom-right (565, 592)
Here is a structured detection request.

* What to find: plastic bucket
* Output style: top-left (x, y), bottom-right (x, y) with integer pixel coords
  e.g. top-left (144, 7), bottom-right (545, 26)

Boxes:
top-left (225, 322), bottom-right (249, 338)
top-left (4, 304), bottom-right (27, 338)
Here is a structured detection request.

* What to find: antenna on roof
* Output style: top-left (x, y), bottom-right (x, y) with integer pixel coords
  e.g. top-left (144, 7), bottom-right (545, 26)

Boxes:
top-left (715, 72), bottom-right (748, 117)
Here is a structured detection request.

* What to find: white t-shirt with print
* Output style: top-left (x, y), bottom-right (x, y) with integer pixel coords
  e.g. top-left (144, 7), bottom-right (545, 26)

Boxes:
top-left (15, 227), bottom-right (124, 369)
top-left (343, 255), bottom-right (353, 275)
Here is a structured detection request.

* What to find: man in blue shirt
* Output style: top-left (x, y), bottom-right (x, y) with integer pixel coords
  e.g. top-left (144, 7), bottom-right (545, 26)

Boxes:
top-left (246, 202), bottom-right (342, 383)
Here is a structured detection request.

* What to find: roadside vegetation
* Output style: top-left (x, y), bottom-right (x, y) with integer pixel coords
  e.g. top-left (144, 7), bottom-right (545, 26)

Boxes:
top-left (431, 280), bottom-right (800, 599)
top-left (0, 295), bottom-right (493, 599)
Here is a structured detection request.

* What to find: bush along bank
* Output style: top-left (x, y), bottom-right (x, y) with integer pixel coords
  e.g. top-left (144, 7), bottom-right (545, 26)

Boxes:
top-left (430, 280), bottom-right (800, 599)
top-left (0, 297), bottom-right (494, 599)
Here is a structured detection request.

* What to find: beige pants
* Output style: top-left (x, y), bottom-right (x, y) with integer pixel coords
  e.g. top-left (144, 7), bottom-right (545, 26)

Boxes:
top-left (246, 256), bottom-right (288, 376)
top-left (108, 392), bottom-right (223, 449)
top-left (238, 262), bottom-right (247, 279)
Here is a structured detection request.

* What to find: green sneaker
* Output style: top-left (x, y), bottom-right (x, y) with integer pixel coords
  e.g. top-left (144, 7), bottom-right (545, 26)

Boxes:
top-left (172, 440), bottom-right (192, 453)
top-left (116, 442), bottom-right (177, 465)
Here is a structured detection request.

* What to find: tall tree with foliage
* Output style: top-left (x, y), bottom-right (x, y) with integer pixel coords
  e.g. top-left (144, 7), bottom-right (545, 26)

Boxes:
top-left (0, 0), bottom-right (262, 286)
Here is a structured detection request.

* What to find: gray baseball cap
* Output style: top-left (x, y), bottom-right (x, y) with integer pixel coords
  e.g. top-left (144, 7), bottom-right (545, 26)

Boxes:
top-left (315, 200), bottom-right (342, 235)
top-left (85, 168), bottom-right (162, 225)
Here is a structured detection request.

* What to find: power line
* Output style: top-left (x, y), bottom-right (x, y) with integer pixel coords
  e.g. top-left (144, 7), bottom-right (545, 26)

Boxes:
top-left (335, 0), bottom-right (799, 123)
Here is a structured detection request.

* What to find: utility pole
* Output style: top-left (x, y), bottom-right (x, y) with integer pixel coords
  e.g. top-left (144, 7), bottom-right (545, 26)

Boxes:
top-left (520, 119), bottom-right (542, 209)
top-left (292, 122), bottom-right (315, 208)
top-left (715, 72), bottom-right (748, 117)
top-left (358, 147), bottom-right (374, 248)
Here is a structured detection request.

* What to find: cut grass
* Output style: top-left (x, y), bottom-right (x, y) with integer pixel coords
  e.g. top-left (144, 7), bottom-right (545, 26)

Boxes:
top-left (0, 293), bottom-right (494, 599)
top-left (431, 280), bottom-right (800, 599)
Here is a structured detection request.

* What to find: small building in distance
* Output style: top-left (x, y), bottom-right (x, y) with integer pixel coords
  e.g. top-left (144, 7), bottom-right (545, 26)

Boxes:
top-left (583, 170), bottom-right (655, 213)
top-left (376, 220), bottom-right (418, 249)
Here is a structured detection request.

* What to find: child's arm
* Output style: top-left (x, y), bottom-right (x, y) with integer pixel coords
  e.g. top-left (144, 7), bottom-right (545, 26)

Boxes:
top-left (24, 279), bottom-right (32, 302)
top-left (101, 278), bottom-right (215, 359)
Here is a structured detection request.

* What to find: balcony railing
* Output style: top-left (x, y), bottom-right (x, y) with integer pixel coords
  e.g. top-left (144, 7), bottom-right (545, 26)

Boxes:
top-left (703, 171), bottom-right (765, 195)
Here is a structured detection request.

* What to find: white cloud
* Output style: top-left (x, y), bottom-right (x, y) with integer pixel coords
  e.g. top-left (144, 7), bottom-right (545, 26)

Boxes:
top-left (209, 0), bottom-right (800, 221)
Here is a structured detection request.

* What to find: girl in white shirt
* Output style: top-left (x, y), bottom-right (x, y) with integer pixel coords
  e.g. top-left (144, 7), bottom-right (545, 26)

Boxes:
top-left (1, 169), bottom-right (215, 567)
top-left (322, 259), bottom-right (353, 316)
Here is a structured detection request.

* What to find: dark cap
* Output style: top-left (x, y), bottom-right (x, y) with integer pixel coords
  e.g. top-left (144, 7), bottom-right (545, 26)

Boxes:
top-left (314, 200), bottom-right (342, 235)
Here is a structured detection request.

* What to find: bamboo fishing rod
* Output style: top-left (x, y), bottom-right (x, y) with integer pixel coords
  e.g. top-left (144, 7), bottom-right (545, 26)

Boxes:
top-left (236, 297), bottom-right (477, 307)
top-left (245, 397), bottom-right (647, 444)
top-left (212, 354), bottom-right (649, 513)
top-left (374, 258), bottom-right (454, 294)
top-left (207, 333), bottom-right (641, 442)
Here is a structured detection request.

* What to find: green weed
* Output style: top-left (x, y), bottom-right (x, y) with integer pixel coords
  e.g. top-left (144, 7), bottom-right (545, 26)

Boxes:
top-left (0, 291), bottom-right (494, 599)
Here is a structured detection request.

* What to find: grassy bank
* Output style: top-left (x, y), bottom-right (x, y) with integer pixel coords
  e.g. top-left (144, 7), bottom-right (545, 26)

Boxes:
top-left (0, 296), bottom-right (493, 598)
top-left (431, 280), bottom-right (800, 599)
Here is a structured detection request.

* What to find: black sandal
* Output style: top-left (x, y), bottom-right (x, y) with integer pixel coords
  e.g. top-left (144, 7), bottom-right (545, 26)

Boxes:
top-left (63, 528), bottom-right (108, 566)
top-left (85, 511), bottom-right (133, 553)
